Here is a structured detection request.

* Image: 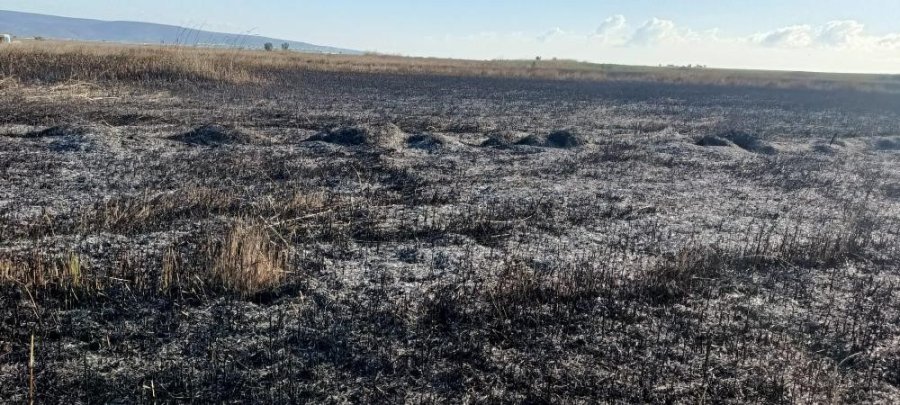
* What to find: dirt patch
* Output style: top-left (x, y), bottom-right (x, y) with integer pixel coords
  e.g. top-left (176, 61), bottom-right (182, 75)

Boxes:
top-left (872, 136), bottom-right (900, 151)
top-left (308, 123), bottom-right (405, 150)
top-left (168, 125), bottom-right (263, 146)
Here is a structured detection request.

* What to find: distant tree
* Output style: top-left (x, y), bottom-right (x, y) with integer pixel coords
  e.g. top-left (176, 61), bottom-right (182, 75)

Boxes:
top-left (281, 43), bottom-right (290, 51)
top-left (264, 42), bottom-right (274, 51)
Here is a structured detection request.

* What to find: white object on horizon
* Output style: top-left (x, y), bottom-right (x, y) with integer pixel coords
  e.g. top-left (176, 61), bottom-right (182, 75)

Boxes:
top-left (1, 34), bottom-right (12, 44)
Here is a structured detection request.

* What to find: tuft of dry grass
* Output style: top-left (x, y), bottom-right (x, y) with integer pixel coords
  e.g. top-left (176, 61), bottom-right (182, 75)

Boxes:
top-left (0, 252), bottom-right (87, 291)
top-left (88, 187), bottom-right (238, 234)
top-left (206, 221), bottom-right (290, 295)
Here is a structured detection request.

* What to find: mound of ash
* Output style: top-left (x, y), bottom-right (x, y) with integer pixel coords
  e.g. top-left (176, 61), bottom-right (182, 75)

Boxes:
top-left (694, 135), bottom-right (731, 147)
top-left (515, 130), bottom-right (585, 149)
top-left (406, 133), bottom-right (449, 152)
top-left (308, 123), bottom-right (405, 150)
top-left (481, 130), bottom-right (524, 148)
top-left (811, 143), bottom-right (837, 154)
top-left (697, 130), bottom-right (776, 154)
top-left (23, 125), bottom-right (87, 139)
top-left (20, 125), bottom-right (99, 152)
top-left (169, 125), bottom-right (262, 146)
top-left (546, 130), bottom-right (586, 148)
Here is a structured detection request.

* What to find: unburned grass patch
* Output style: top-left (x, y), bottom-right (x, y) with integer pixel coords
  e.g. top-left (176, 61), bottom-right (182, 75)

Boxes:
top-left (203, 221), bottom-right (292, 296)
top-left (87, 187), bottom-right (239, 235)
top-left (0, 222), bottom-right (297, 301)
top-left (0, 252), bottom-right (87, 292)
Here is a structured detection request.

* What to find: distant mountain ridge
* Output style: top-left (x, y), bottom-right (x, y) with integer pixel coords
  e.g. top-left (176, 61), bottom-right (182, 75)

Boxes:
top-left (0, 9), bottom-right (359, 54)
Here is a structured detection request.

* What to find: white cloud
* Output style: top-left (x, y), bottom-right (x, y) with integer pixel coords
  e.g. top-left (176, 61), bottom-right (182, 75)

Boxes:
top-left (537, 27), bottom-right (566, 42)
top-left (596, 15), bottom-right (627, 37)
top-left (877, 34), bottom-right (900, 49)
top-left (406, 15), bottom-right (900, 73)
top-left (756, 25), bottom-right (814, 48)
top-left (817, 20), bottom-right (865, 46)
top-left (592, 15), bottom-right (629, 45)
top-left (753, 20), bottom-right (900, 50)
top-left (628, 18), bottom-right (685, 46)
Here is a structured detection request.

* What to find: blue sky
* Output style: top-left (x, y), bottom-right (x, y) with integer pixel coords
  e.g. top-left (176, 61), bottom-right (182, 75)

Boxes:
top-left (4, 1), bottom-right (900, 72)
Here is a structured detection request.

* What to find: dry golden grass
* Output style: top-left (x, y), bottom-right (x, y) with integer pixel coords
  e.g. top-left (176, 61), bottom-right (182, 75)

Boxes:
top-left (207, 221), bottom-right (289, 295)
top-left (0, 224), bottom-right (289, 297)
top-left (0, 252), bottom-right (86, 290)
top-left (2, 40), bottom-right (898, 92)
top-left (1, 187), bottom-right (338, 297)
top-left (0, 41), bottom-right (258, 84)
top-left (89, 187), bottom-right (237, 233)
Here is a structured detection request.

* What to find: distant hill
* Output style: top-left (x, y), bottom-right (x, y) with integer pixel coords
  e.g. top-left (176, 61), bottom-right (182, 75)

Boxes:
top-left (0, 9), bottom-right (360, 54)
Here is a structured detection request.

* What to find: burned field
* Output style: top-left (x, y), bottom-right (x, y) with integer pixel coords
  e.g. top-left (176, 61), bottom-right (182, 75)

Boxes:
top-left (2, 52), bottom-right (900, 403)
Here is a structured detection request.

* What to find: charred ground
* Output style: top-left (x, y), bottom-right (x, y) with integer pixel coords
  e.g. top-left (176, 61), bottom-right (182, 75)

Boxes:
top-left (1, 47), bottom-right (900, 403)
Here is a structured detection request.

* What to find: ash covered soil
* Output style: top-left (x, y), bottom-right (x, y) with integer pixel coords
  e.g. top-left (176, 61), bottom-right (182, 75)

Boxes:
top-left (2, 72), bottom-right (900, 403)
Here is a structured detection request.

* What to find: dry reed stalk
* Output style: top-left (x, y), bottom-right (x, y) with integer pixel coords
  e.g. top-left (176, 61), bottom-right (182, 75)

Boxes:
top-left (29, 333), bottom-right (35, 405)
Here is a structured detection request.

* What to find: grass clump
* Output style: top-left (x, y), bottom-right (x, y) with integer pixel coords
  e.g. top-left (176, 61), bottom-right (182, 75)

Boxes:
top-left (206, 221), bottom-right (290, 296)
